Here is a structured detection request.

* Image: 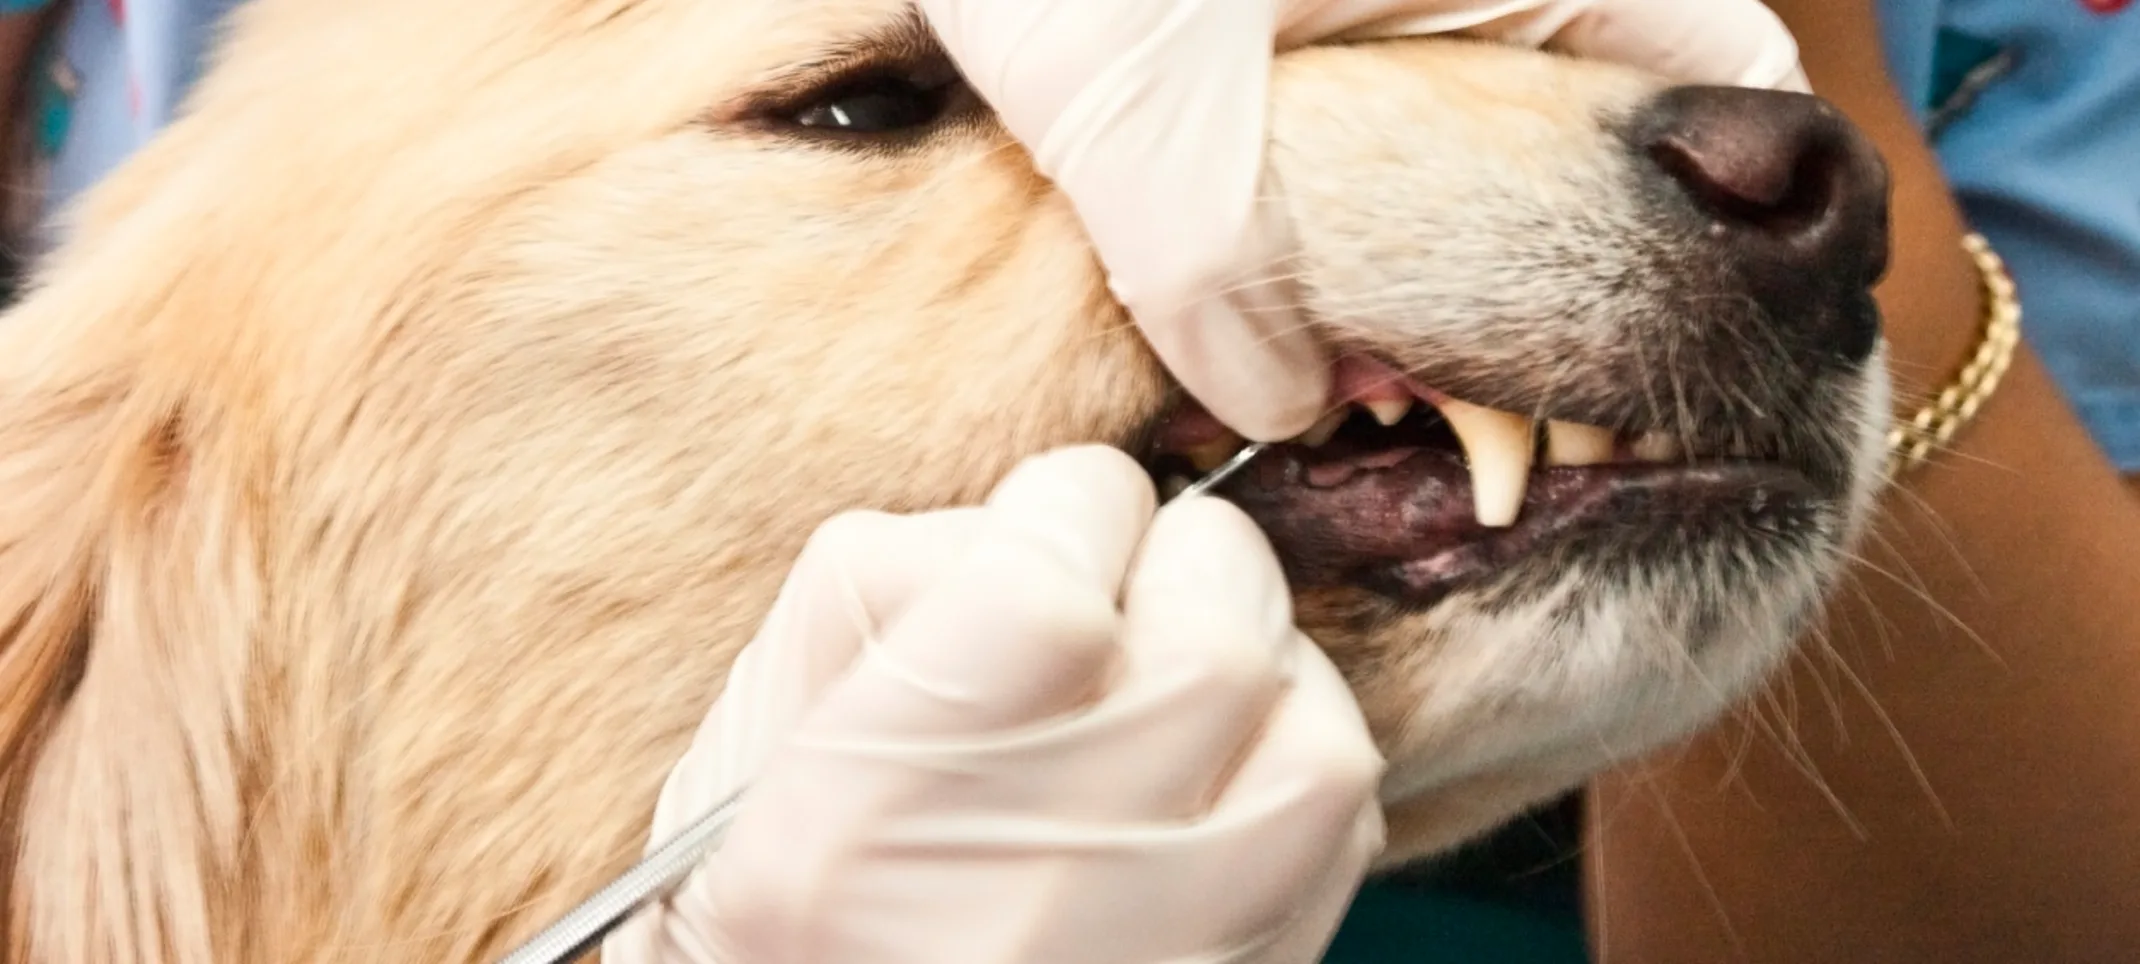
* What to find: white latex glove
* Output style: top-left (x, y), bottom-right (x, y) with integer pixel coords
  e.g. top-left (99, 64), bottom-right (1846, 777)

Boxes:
top-left (605, 446), bottom-right (1388, 964)
top-left (918, 0), bottom-right (1810, 443)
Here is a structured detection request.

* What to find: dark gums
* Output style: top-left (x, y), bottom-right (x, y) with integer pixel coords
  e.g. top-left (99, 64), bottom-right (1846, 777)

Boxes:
top-left (1221, 448), bottom-right (1820, 608)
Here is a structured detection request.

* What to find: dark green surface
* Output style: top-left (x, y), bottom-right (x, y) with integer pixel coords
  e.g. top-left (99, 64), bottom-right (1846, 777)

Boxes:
top-left (1324, 882), bottom-right (1588, 964)
top-left (1927, 27), bottom-right (2005, 114)
top-left (1323, 795), bottom-right (1590, 962)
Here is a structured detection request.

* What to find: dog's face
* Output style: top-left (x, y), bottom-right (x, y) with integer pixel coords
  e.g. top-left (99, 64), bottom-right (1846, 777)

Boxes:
top-left (0, 0), bottom-right (1891, 957)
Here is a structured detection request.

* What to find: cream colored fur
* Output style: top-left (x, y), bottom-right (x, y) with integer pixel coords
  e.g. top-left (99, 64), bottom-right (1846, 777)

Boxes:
top-left (0, 1), bottom-right (1890, 961)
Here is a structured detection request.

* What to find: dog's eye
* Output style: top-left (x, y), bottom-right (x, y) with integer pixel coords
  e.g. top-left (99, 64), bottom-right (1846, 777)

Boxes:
top-left (790, 74), bottom-right (955, 134)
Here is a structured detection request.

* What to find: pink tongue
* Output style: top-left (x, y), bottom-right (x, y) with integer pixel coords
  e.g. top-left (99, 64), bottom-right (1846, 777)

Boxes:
top-left (1305, 446), bottom-right (1423, 487)
top-left (1236, 449), bottom-right (1484, 569)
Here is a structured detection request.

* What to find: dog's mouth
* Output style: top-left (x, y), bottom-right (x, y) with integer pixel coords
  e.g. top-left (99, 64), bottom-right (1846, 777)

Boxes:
top-left (1142, 355), bottom-right (1823, 608)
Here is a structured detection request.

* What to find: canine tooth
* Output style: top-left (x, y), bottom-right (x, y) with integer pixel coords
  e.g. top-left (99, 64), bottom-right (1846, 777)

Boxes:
top-left (1437, 398), bottom-right (1535, 528)
top-left (1298, 409), bottom-right (1347, 447)
top-left (1631, 431), bottom-right (1683, 462)
top-left (1183, 436), bottom-right (1246, 473)
top-left (1364, 397), bottom-right (1414, 426)
top-left (1545, 420), bottom-right (1616, 467)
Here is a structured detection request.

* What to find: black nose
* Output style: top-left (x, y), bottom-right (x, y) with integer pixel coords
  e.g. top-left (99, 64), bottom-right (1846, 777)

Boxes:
top-left (1629, 86), bottom-right (1892, 362)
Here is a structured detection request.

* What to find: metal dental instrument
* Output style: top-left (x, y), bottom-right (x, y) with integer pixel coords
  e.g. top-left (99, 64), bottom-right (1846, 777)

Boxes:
top-left (495, 444), bottom-right (1271, 964)
top-left (497, 787), bottom-right (748, 964)
top-left (1175, 442), bottom-right (1267, 501)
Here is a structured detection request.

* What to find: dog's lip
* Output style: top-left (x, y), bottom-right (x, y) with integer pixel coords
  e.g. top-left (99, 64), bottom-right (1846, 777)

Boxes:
top-left (1147, 353), bottom-right (1724, 530)
top-left (1205, 446), bottom-right (1820, 608)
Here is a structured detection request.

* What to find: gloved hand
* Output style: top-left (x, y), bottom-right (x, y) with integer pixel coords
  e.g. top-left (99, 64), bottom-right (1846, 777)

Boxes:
top-left (917, 0), bottom-right (1811, 443)
top-left (604, 446), bottom-right (1388, 964)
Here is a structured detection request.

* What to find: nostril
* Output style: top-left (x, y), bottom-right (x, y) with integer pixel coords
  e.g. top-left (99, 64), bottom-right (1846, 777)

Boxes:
top-left (1646, 131), bottom-right (1842, 237)
top-left (1627, 85), bottom-right (1894, 365)
top-left (1629, 86), bottom-right (1890, 273)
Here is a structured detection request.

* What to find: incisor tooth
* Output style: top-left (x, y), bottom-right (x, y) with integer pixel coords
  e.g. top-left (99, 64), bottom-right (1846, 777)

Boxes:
top-left (1630, 431), bottom-right (1683, 462)
top-left (1365, 397), bottom-right (1413, 426)
top-left (1437, 398), bottom-right (1535, 528)
top-left (1545, 420), bottom-right (1616, 467)
top-left (1183, 437), bottom-right (1245, 473)
top-left (1298, 409), bottom-right (1347, 447)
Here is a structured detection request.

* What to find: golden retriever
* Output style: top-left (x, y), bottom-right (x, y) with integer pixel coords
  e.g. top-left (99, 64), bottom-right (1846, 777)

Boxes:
top-left (0, 0), bottom-right (1893, 960)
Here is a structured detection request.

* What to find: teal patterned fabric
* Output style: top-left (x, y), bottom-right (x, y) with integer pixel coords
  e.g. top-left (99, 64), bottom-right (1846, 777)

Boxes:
top-left (1322, 798), bottom-right (1589, 963)
top-left (1324, 883), bottom-right (1588, 964)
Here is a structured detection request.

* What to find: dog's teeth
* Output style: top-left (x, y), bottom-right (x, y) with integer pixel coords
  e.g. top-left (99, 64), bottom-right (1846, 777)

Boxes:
top-left (1160, 474), bottom-right (1193, 500)
top-left (1544, 420), bottom-right (1616, 467)
top-left (1437, 398), bottom-right (1535, 528)
top-left (1364, 397), bottom-right (1413, 426)
top-left (1631, 431), bottom-right (1683, 462)
top-left (1183, 436), bottom-right (1247, 473)
top-left (1297, 409), bottom-right (1348, 447)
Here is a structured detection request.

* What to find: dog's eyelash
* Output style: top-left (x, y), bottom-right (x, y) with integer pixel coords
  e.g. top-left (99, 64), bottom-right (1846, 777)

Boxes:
top-left (743, 54), bottom-right (960, 118)
top-left (725, 11), bottom-right (953, 124)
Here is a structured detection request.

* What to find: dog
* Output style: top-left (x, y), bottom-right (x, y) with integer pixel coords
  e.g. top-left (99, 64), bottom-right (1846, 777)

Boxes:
top-left (0, 0), bottom-right (1893, 960)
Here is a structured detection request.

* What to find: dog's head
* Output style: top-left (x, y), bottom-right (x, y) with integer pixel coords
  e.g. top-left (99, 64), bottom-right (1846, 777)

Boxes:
top-left (0, 0), bottom-right (1890, 957)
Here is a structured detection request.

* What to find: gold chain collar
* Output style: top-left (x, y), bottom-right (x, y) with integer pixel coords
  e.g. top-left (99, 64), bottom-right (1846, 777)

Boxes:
top-left (1884, 232), bottom-right (2022, 478)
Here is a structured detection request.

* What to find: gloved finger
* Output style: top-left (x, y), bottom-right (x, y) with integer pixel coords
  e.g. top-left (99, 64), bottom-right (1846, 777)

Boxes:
top-left (1283, 1), bottom-right (1809, 93)
top-left (803, 446), bottom-right (1156, 740)
top-left (1103, 494), bottom-right (1298, 819)
top-left (653, 444), bottom-right (1150, 835)
top-left (1003, 639), bottom-right (1380, 961)
top-left (1041, 11), bottom-right (1332, 446)
top-left (1200, 637), bottom-right (1387, 935)
top-left (1277, 0), bottom-right (1567, 48)
top-left (921, 0), bottom-right (1333, 442)
top-left (1142, 281), bottom-right (1334, 445)
top-left (739, 508), bottom-right (994, 713)
top-left (1539, 0), bottom-right (1810, 92)
top-left (1240, 798), bottom-right (1387, 964)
